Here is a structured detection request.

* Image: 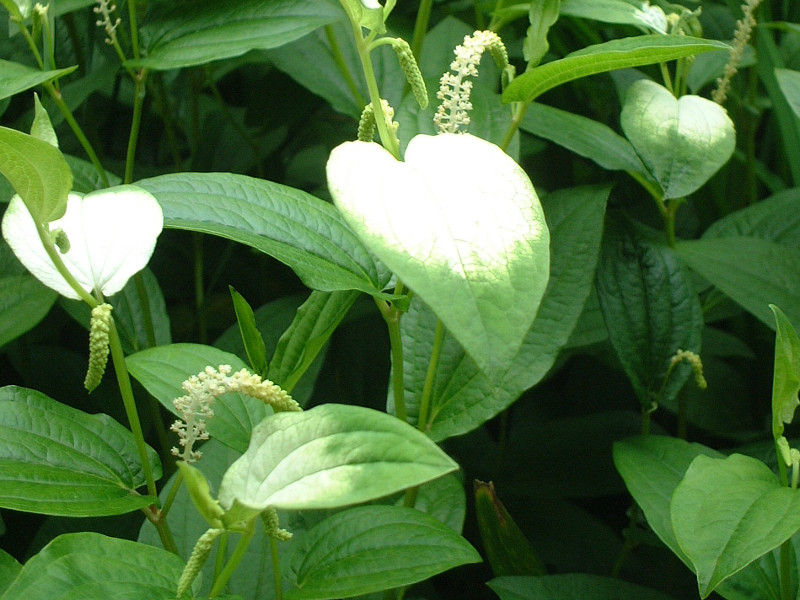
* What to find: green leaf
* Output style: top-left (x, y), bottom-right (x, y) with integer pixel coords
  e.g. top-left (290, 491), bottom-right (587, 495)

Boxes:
top-left (524, 0), bottom-right (561, 67)
top-left (328, 133), bottom-right (549, 376)
top-left (503, 35), bottom-right (730, 103)
top-left (230, 287), bottom-right (268, 375)
top-left (404, 473), bottom-right (466, 533)
top-left (474, 480), bottom-right (546, 576)
top-left (0, 61), bottom-right (77, 102)
top-left (519, 102), bottom-right (650, 176)
top-left (0, 126), bottom-right (71, 223)
top-left (488, 574), bottom-right (678, 600)
top-left (560, 0), bottom-right (668, 33)
top-left (620, 79), bottom-right (735, 199)
top-left (136, 172), bottom-right (390, 295)
top-left (675, 237), bottom-right (800, 331)
top-left (284, 505), bottom-right (481, 600)
top-left (0, 386), bottom-right (161, 516)
top-left (671, 453), bottom-right (800, 597)
top-left (0, 532), bottom-right (189, 600)
top-left (268, 290), bottom-right (359, 394)
top-left (139, 439), bottom-right (287, 599)
top-left (217, 404), bottom-right (458, 516)
top-left (127, 343), bottom-right (270, 454)
top-left (30, 94), bottom-right (57, 147)
top-left (0, 550), bottom-right (20, 596)
top-left (703, 187), bottom-right (800, 249)
top-left (613, 435), bottom-right (723, 566)
top-left (775, 68), bottom-right (800, 120)
top-left (596, 219), bottom-right (703, 407)
top-left (769, 305), bottom-right (800, 440)
top-left (339, 0), bottom-right (385, 34)
top-left (131, 0), bottom-right (343, 70)
top-left (398, 185), bottom-right (607, 440)
top-left (0, 274), bottom-right (56, 349)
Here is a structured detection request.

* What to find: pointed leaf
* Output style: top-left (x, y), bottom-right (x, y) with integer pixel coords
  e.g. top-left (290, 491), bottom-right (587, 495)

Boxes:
top-left (127, 343), bottom-right (270, 453)
top-left (596, 218), bottom-right (703, 407)
top-left (397, 185), bottom-right (607, 440)
top-left (230, 287), bottom-right (268, 375)
top-left (284, 505), bottom-right (481, 600)
top-left (218, 404), bottom-right (458, 515)
top-left (0, 533), bottom-right (189, 600)
top-left (675, 237), bottom-right (800, 331)
top-left (131, 0), bottom-right (343, 70)
top-left (775, 68), bottom-right (800, 120)
top-left (524, 0), bottom-right (561, 66)
top-left (0, 549), bottom-right (20, 596)
top-left (621, 79), bottom-right (735, 198)
top-left (474, 480), bottom-right (546, 576)
top-left (560, 0), bottom-right (668, 32)
top-left (328, 133), bottom-right (549, 375)
top-left (136, 172), bottom-right (390, 295)
top-left (770, 305), bottom-right (800, 440)
top-left (0, 386), bottom-right (160, 516)
top-left (671, 453), bottom-right (800, 597)
top-left (0, 60), bottom-right (76, 102)
top-left (0, 126), bottom-right (71, 224)
top-left (503, 35), bottom-right (730, 103)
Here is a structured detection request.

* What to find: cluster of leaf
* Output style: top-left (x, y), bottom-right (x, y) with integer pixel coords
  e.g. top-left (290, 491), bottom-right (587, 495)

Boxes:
top-left (0, 0), bottom-right (800, 599)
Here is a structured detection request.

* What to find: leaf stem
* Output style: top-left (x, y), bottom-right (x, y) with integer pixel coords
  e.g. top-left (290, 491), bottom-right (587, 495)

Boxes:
top-left (410, 0), bottom-right (433, 60)
top-left (376, 297), bottom-right (408, 423)
top-left (209, 519), bottom-right (256, 598)
top-left (324, 25), bottom-right (367, 109)
top-left (416, 318), bottom-right (444, 432)
top-left (124, 71), bottom-right (148, 184)
top-left (499, 99), bottom-right (531, 153)
top-left (270, 537), bottom-right (283, 600)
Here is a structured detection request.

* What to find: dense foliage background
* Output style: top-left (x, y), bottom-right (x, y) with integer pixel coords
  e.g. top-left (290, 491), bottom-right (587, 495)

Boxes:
top-left (1, 1), bottom-right (800, 599)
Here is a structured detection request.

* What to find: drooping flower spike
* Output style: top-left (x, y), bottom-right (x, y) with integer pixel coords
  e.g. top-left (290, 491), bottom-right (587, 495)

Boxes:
top-left (1, 185), bottom-right (163, 301)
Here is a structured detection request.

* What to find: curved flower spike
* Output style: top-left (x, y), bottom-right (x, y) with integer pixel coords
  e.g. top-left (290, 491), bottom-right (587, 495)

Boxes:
top-left (2, 185), bottom-right (163, 300)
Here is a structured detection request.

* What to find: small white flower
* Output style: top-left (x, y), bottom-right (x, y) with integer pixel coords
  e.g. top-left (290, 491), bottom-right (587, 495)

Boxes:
top-left (2, 185), bottom-right (163, 300)
top-left (361, 0), bottom-right (382, 8)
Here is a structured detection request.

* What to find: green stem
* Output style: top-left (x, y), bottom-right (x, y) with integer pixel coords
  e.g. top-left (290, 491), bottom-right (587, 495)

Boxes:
top-left (410, 0), bottom-right (434, 60)
top-left (193, 233), bottom-right (208, 344)
top-left (127, 0), bottom-right (141, 59)
top-left (42, 81), bottom-right (110, 187)
top-left (124, 72), bottom-right (148, 184)
top-left (324, 25), bottom-right (366, 108)
top-left (160, 470), bottom-right (184, 519)
top-left (341, 2), bottom-right (400, 158)
top-left (270, 537), bottom-right (283, 600)
top-left (499, 99), bottom-right (531, 153)
top-left (209, 520), bottom-right (256, 598)
top-left (780, 540), bottom-right (792, 600)
top-left (416, 319), bottom-right (444, 433)
top-left (377, 298), bottom-right (407, 423)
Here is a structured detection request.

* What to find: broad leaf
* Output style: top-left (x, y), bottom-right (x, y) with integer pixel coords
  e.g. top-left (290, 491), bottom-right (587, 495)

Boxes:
top-left (131, 0), bottom-right (343, 70)
top-left (284, 505), bottom-right (481, 600)
top-left (620, 79), bottom-right (735, 199)
top-left (596, 218), bottom-right (703, 407)
top-left (503, 35), bottom-right (730, 103)
top-left (0, 126), bottom-right (71, 224)
top-left (0, 61), bottom-right (76, 102)
top-left (520, 102), bottom-right (650, 176)
top-left (217, 404), bottom-right (458, 517)
top-left (127, 343), bottom-right (270, 454)
top-left (703, 187), bottom-right (800, 249)
top-left (0, 533), bottom-right (189, 600)
top-left (671, 453), bottom-right (800, 597)
top-left (770, 305), bottom-right (800, 440)
top-left (488, 574), bottom-right (678, 600)
top-left (474, 481), bottom-right (546, 576)
top-left (0, 386), bottom-right (160, 516)
top-left (136, 172), bottom-right (390, 295)
top-left (613, 435), bottom-right (723, 565)
top-left (0, 274), bottom-right (56, 349)
top-left (675, 237), bottom-right (800, 331)
top-left (328, 133), bottom-right (549, 376)
top-left (560, 0), bottom-right (668, 33)
top-left (397, 185), bottom-right (607, 440)
top-left (0, 549), bottom-right (20, 596)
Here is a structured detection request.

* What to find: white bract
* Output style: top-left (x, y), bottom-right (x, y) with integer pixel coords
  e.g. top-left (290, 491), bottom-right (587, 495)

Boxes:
top-left (327, 133), bottom-right (549, 375)
top-left (2, 185), bottom-right (163, 300)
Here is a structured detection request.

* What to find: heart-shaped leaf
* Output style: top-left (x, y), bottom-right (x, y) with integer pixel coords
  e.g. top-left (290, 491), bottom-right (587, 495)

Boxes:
top-left (327, 133), bottom-right (549, 375)
top-left (621, 79), bottom-right (735, 199)
top-left (671, 453), bottom-right (800, 597)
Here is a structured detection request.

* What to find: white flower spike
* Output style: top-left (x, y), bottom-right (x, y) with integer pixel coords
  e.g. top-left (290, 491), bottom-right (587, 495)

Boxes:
top-left (2, 185), bottom-right (163, 300)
